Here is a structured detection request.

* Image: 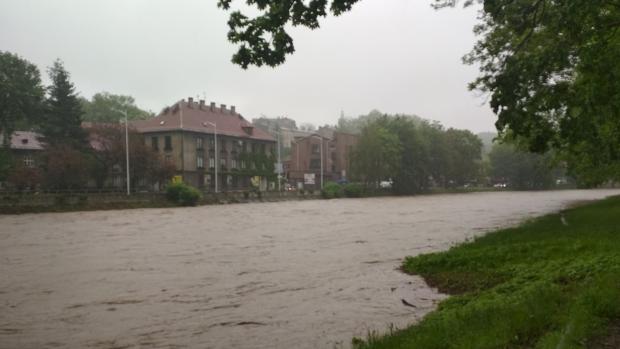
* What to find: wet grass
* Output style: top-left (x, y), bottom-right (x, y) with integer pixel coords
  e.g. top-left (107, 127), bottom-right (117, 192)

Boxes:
top-left (354, 195), bottom-right (620, 349)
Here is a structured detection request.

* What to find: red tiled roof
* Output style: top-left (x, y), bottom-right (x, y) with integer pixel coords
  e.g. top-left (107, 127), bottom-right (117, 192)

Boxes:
top-left (0, 131), bottom-right (44, 150)
top-left (131, 100), bottom-right (275, 142)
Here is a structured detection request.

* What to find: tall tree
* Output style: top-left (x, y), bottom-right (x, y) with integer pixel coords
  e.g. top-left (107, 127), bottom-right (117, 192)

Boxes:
top-left (443, 128), bottom-right (483, 186)
top-left (0, 51), bottom-right (45, 148)
top-left (40, 60), bottom-right (88, 148)
top-left (81, 92), bottom-right (153, 123)
top-left (463, 0), bottom-right (620, 184)
top-left (350, 120), bottom-right (402, 187)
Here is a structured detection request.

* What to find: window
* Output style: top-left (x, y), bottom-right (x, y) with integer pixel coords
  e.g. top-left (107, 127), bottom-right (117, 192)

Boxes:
top-left (312, 144), bottom-right (320, 154)
top-left (196, 154), bottom-right (204, 169)
top-left (251, 143), bottom-right (258, 153)
top-left (260, 144), bottom-right (266, 153)
top-left (23, 155), bottom-right (35, 168)
top-left (164, 136), bottom-right (172, 151)
top-left (310, 159), bottom-right (321, 169)
top-left (240, 159), bottom-right (246, 169)
top-left (196, 137), bottom-right (204, 150)
top-left (165, 155), bottom-right (172, 163)
top-left (151, 136), bottom-right (159, 151)
top-left (209, 156), bottom-right (215, 168)
top-left (220, 157), bottom-right (227, 169)
top-left (231, 158), bottom-right (238, 169)
top-left (209, 137), bottom-right (215, 147)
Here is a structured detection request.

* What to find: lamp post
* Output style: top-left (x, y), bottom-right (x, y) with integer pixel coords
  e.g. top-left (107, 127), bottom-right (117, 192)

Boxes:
top-left (310, 134), bottom-right (324, 190)
top-left (204, 121), bottom-right (218, 193)
top-left (276, 127), bottom-right (282, 192)
top-left (118, 109), bottom-right (130, 196)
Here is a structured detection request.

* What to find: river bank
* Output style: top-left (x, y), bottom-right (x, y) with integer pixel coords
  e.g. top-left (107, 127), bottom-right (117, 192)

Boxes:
top-left (354, 195), bottom-right (620, 349)
top-left (0, 190), bottom-right (322, 214)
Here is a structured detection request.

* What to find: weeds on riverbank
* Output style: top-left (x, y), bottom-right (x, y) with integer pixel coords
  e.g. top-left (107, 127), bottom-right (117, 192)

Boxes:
top-left (354, 196), bottom-right (620, 349)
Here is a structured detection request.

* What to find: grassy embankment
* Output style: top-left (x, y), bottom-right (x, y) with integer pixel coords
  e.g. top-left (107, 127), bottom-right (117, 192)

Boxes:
top-left (355, 195), bottom-right (620, 349)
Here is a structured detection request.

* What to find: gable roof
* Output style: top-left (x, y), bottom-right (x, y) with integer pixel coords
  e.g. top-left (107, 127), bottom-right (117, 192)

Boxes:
top-left (0, 131), bottom-right (44, 150)
top-left (131, 99), bottom-right (275, 142)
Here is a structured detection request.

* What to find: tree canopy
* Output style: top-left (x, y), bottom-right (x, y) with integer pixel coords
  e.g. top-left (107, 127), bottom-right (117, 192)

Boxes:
top-left (81, 92), bottom-right (153, 123)
top-left (220, 1), bottom-right (620, 184)
top-left (0, 51), bottom-right (45, 147)
top-left (350, 113), bottom-right (483, 193)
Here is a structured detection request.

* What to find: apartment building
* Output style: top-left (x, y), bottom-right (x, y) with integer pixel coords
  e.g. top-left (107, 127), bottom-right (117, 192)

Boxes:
top-left (286, 131), bottom-right (358, 189)
top-left (132, 98), bottom-right (277, 191)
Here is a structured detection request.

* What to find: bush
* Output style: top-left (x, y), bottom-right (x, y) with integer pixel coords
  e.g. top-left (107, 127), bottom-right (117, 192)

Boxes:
top-left (166, 182), bottom-right (202, 206)
top-left (343, 183), bottom-right (365, 198)
top-left (321, 181), bottom-right (342, 199)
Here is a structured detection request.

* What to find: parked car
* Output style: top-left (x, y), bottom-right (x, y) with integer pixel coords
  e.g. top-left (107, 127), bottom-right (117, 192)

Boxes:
top-left (380, 180), bottom-right (393, 189)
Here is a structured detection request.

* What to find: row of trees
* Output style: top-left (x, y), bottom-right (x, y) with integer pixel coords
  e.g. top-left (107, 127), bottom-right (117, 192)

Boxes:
top-left (0, 51), bottom-right (171, 190)
top-left (349, 113), bottom-right (483, 194)
top-left (347, 111), bottom-right (573, 193)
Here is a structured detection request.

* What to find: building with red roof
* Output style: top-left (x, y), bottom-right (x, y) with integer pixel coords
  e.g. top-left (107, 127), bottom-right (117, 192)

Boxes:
top-left (131, 98), bottom-right (277, 190)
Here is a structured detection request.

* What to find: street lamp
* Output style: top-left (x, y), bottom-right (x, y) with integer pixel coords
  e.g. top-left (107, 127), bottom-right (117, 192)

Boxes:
top-left (203, 121), bottom-right (218, 193)
top-left (310, 134), bottom-right (324, 190)
top-left (116, 109), bottom-right (130, 196)
top-left (274, 126), bottom-right (283, 192)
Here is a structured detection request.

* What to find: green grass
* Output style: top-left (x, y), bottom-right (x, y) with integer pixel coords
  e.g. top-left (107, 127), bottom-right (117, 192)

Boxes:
top-left (354, 195), bottom-right (620, 349)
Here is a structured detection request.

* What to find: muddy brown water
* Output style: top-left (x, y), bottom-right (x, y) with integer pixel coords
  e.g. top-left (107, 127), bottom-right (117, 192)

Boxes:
top-left (1, 190), bottom-right (619, 349)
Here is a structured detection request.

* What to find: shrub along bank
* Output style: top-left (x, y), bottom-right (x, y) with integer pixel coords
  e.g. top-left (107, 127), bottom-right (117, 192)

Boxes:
top-left (354, 195), bottom-right (620, 349)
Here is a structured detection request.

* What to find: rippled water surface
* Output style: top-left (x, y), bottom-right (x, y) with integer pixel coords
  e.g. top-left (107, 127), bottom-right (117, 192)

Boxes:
top-left (1, 190), bottom-right (619, 348)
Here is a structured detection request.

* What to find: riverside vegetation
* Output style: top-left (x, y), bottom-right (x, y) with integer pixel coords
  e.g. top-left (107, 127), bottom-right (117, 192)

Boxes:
top-left (353, 195), bottom-right (620, 349)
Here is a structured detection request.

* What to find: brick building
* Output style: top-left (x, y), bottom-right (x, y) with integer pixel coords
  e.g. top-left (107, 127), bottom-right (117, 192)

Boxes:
top-left (131, 98), bottom-right (277, 191)
top-left (286, 131), bottom-right (358, 189)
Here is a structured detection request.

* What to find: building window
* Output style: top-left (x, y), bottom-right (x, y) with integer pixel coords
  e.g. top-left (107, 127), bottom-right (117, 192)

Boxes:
top-left (231, 158), bottom-right (238, 169)
top-left (197, 154), bottom-right (204, 169)
top-left (209, 137), bottom-right (215, 147)
top-left (251, 143), bottom-right (258, 153)
top-left (164, 136), bottom-right (172, 151)
top-left (310, 158), bottom-right (321, 169)
top-left (23, 155), bottom-right (35, 168)
top-left (220, 157), bottom-right (227, 169)
top-left (312, 144), bottom-right (320, 154)
top-left (209, 156), bottom-right (215, 168)
top-left (196, 137), bottom-right (204, 150)
top-left (151, 136), bottom-right (159, 151)
top-left (260, 144), bottom-right (266, 153)
top-left (165, 155), bottom-right (172, 163)
top-left (240, 159), bottom-right (246, 169)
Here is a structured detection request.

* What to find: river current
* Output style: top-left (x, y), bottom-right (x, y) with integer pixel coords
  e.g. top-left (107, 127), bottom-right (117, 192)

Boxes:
top-left (1, 190), bottom-right (618, 348)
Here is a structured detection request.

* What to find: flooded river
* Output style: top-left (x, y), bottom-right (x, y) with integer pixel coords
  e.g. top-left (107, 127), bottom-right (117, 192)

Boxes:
top-left (1, 190), bottom-right (619, 348)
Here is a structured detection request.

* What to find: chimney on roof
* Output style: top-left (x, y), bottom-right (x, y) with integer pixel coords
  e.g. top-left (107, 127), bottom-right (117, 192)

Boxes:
top-left (210, 102), bottom-right (215, 112)
top-left (231, 105), bottom-right (236, 114)
top-left (220, 104), bottom-right (226, 113)
top-left (188, 97), bottom-right (194, 107)
top-left (199, 99), bottom-right (205, 110)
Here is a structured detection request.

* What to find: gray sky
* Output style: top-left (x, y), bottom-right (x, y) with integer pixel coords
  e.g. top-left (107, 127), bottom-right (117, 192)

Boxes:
top-left (1, 0), bottom-right (496, 133)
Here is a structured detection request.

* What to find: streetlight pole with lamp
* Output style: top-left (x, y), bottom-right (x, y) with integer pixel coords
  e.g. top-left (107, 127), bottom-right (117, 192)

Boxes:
top-left (203, 121), bottom-right (218, 193)
top-left (116, 109), bottom-right (131, 196)
top-left (310, 134), bottom-right (325, 190)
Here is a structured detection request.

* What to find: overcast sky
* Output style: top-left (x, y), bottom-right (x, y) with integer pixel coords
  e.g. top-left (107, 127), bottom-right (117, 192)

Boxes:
top-left (1, 0), bottom-right (496, 133)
